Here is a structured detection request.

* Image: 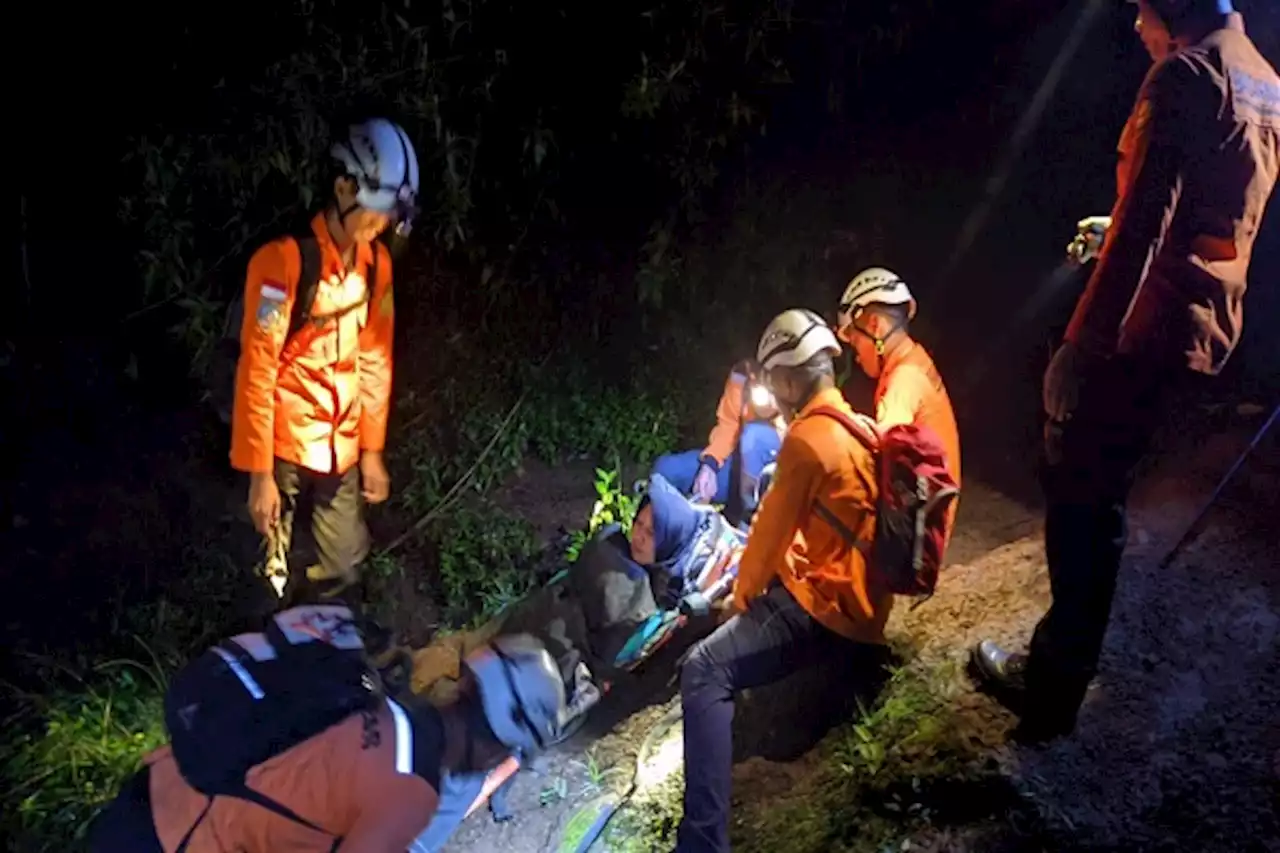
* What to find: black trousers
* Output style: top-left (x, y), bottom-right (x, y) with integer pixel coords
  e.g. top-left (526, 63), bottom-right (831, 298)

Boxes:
top-left (268, 459), bottom-right (370, 606)
top-left (1025, 355), bottom-right (1177, 725)
top-left (87, 767), bottom-right (163, 853)
top-left (676, 585), bottom-right (887, 852)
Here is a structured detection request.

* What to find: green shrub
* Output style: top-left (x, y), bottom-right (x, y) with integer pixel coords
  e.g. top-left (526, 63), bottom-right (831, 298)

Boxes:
top-left (2, 658), bottom-right (169, 851)
top-left (565, 467), bottom-right (645, 563)
top-left (433, 503), bottom-right (543, 630)
top-left (525, 383), bottom-right (681, 469)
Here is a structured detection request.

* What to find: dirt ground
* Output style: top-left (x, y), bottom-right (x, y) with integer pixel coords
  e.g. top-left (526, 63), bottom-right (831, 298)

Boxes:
top-left (492, 457), bottom-right (605, 545)
top-left (423, 402), bottom-right (1279, 853)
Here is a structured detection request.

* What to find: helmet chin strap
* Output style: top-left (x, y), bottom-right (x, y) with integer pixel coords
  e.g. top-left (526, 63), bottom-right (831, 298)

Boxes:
top-left (330, 198), bottom-right (368, 263)
top-left (850, 314), bottom-right (904, 369)
top-left (336, 199), bottom-right (362, 229)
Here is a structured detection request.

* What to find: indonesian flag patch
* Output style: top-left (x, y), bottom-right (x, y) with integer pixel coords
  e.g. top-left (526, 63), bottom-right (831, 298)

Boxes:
top-left (257, 281), bottom-right (288, 333)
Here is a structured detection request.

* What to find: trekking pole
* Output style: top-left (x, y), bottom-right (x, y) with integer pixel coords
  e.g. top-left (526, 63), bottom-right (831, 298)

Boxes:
top-left (1158, 403), bottom-right (1278, 569)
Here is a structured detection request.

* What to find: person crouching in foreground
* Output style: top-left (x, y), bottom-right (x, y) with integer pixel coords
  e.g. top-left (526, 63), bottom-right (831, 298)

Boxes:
top-left (675, 309), bottom-right (894, 853)
top-left (89, 635), bottom-right (566, 853)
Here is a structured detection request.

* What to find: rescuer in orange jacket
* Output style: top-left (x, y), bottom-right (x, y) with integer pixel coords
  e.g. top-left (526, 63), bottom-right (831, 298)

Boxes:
top-left (231, 118), bottom-right (420, 604)
top-left (835, 267), bottom-right (962, 548)
top-left (971, 0), bottom-right (1280, 744)
top-left (676, 310), bottom-right (893, 853)
top-left (87, 634), bottom-right (566, 853)
top-left (651, 359), bottom-right (785, 526)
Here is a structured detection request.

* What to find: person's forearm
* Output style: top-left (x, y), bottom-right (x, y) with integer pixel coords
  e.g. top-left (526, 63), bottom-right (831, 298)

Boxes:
top-left (703, 375), bottom-right (745, 465)
top-left (358, 353), bottom-right (391, 449)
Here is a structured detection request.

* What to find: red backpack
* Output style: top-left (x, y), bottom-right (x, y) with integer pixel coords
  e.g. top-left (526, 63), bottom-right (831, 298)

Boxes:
top-left (808, 406), bottom-right (960, 604)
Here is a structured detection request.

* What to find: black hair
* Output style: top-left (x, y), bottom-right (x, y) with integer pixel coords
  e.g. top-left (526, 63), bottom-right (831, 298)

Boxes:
top-left (865, 301), bottom-right (911, 327)
top-left (784, 350), bottom-right (835, 390)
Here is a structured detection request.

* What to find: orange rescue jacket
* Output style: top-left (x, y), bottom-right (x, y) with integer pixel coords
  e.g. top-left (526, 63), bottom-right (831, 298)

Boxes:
top-left (147, 703), bottom-right (438, 852)
top-left (734, 387), bottom-right (892, 645)
top-left (874, 338), bottom-right (962, 548)
top-left (1066, 13), bottom-right (1280, 376)
top-left (231, 212), bottom-right (395, 476)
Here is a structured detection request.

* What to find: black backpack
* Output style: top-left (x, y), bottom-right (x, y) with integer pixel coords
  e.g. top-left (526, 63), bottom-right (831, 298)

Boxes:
top-left (205, 235), bottom-right (378, 426)
top-left (163, 603), bottom-right (385, 850)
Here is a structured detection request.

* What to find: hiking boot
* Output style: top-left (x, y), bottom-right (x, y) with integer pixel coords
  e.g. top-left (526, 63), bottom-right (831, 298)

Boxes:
top-left (968, 639), bottom-right (1028, 713)
top-left (970, 640), bottom-right (1077, 745)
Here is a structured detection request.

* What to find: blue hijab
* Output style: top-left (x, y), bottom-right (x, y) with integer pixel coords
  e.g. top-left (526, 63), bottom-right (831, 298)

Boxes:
top-left (640, 473), bottom-right (715, 606)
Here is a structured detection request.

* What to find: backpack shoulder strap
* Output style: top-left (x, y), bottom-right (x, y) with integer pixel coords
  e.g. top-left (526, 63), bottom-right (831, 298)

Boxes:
top-left (225, 783), bottom-right (336, 837)
top-left (173, 788), bottom-right (336, 853)
top-left (287, 236), bottom-right (323, 343)
top-left (174, 797), bottom-right (214, 853)
top-left (801, 406), bottom-right (878, 553)
top-left (806, 405), bottom-right (879, 452)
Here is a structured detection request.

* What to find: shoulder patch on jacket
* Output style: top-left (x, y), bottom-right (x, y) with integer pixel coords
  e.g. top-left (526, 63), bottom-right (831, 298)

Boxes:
top-left (1228, 67), bottom-right (1280, 128)
top-left (256, 280), bottom-right (288, 333)
top-left (261, 283), bottom-right (287, 303)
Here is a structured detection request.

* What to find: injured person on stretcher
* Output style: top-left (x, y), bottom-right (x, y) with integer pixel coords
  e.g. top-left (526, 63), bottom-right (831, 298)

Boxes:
top-left (410, 472), bottom-right (747, 849)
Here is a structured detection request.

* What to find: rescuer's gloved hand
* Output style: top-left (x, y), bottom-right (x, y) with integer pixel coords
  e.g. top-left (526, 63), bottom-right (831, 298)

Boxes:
top-left (691, 462), bottom-right (719, 503)
top-left (1066, 215), bottom-right (1112, 265)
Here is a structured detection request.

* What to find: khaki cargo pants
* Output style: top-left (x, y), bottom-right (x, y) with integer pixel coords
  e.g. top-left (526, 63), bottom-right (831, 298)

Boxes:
top-left (261, 458), bottom-right (370, 606)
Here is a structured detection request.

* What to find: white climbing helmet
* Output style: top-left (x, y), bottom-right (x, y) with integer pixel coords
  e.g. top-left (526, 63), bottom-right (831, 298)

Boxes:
top-left (756, 309), bottom-right (841, 372)
top-left (837, 267), bottom-right (917, 334)
top-left (331, 118), bottom-right (421, 236)
top-left (464, 634), bottom-right (568, 753)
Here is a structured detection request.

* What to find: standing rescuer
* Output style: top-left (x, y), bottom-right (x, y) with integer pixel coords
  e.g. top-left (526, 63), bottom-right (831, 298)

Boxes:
top-left (675, 310), bottom-right (892, 853)
top-left (835, 267), bottom-right (962, 548)
top-left (232, 118), bottom-right (420, 606)
top-left (89, 631), bottom-right (567, 853)
top-left (971, 0), bottom-right (1280, 744)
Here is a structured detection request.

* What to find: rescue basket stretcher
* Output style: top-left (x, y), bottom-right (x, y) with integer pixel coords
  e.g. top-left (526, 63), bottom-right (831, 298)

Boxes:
top-left (454, 523), bottom-right (746, 826)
